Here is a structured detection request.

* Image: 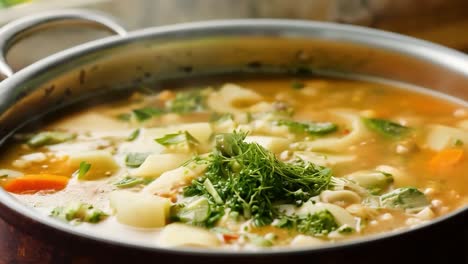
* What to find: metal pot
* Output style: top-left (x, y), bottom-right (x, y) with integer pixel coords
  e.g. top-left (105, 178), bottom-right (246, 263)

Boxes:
top-left (0, 9), bottom-right (466, 264)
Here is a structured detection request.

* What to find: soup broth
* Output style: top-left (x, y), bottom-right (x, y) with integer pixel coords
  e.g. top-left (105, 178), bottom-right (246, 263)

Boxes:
top-left (0, 76), bottom-right (466, 249)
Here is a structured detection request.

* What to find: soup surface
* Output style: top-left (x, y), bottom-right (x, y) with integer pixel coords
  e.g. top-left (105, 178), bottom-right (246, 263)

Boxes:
top-left (0, 76), bottom-right (467, 250)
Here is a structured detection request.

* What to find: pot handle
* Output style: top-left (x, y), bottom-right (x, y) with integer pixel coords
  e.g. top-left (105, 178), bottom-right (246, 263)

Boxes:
top-left (0, 9), bottom-right (127, 78)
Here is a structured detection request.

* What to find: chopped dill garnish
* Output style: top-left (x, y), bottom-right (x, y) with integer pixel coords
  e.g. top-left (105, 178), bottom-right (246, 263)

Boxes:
top-left (183, 132), bottom-right (332, 227)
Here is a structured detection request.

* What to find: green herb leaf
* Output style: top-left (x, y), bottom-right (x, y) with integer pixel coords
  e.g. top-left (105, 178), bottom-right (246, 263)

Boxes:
top-left (116, 113), bottom-right (132, 121)
top-left (114, 176), bottom-right (144, 188)
top-left (210, 113), bottom-right (234, 123)
top-left (171, 197), bottom-right (211, 225)
top-left (275, 210), bottom-right (338, 236)
top-left (132, 107), bottom-right (165, 122)
top-left (277, 120), bottom-right (337, 135)
top-left (454, 139), bottom-right (464, 146)
top-left (75, 161), bottom-right (91, 179)
top-left (155, 131), bottom-right (199, 151)
top-left (125, 153), bottom-right (150, 168)
top-left (248, 234), bottom-right (273, 247)
top-left (291, 81), bottom-right (305, 90)
top-left (127, 129), bottom-right (140, 141)
top-left (380, 187), bottom-right (429, 211)
top-left (363, 118), bottom-right (410, 138)
top-left (51, 202), bottom-right (107, 224)
top-left (166, 90), bottom-right (207, 114)
top-left (27, 131), bottom-right (76, 148)
top-left (203, 179), bottom-right (223, 204)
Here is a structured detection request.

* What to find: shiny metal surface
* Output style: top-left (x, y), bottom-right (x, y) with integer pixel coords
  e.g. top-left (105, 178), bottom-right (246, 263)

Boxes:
top-left (0, 10), bottom-right (466, 256)
top-left (0, 9), bottom-right (127, 78)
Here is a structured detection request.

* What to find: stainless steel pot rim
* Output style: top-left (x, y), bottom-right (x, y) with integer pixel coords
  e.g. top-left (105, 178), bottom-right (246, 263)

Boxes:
top-left (0, 18), bottom-right (467, 255)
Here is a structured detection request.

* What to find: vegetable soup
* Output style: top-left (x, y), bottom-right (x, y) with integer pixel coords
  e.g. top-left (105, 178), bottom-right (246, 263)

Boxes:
top-left (0, 76), bottom-right (467, 249)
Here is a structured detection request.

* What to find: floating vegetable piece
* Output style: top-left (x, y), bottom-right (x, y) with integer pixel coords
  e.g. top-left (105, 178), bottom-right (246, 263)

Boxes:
top-left (125, 152), bottom-right (150, 168)
top-left (380, 187), bottom-right (429, 211)
top-left (51, 202), bottom-right (107, 223)
top-left (27, 131), bottom-right (76, 148)
top-left (363, 118), bottom-right (410, 138)
top-left (277, 120), bottom-right (337, 135)
top-left (109, 190), bottom-right (170, 228)
top-left (68, 151), bottom-right (119, 180)
top-left (4, 174), bottom-right (69, 194)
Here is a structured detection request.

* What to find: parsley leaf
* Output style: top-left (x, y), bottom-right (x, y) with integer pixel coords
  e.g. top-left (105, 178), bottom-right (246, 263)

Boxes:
top-left (166, 90), bottom-right (206, 114)
top-left (127, 129), bottom-right (140, 141)
top-left (75, 161), bottom-right (91, 179)
top-left (277, 120), bottom-right (337, 135)
top-left (125, 152), bottom-right (150, 168)
top-left (291, 81), bottom-right (305, 90)
top-left (114, 176), bottom-right (144, 188)
top-left (363, 118), bottom-right (410, 138)
top-left (155, 131), bottom-right (199, 151)
top-left (132, 107), bottom-right (165, 122)
top-left (27, 131), bottom-right (76, 148)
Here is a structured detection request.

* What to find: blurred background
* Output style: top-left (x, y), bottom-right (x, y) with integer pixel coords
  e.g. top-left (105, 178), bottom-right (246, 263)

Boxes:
top-left (2, 0), bottom-right (468, 72)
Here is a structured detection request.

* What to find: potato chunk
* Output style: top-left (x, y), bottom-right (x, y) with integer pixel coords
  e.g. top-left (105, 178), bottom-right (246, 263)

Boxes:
top-left (426, 124), bottom-right (468, 151)
top-left (109, 190), bottom-right (170, 228)
top-left (158, 223), bottom-right (220, 247)
top-left (131, 153), bottom-right (191, 178)
top-left (143, 163), bottom-right (207, 196)
top-left (68, 150), bottom-right (119, 180)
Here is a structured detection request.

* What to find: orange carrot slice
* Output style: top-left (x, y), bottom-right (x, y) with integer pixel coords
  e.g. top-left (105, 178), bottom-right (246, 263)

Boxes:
top-left (429, 148), bottom-right (464, 170)
top-left (3, 174), bottom-right (69, 194)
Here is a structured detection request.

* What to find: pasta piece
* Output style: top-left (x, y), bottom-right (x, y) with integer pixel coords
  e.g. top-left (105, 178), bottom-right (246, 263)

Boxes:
top-left (415, 207), bottom-right (435, 220)
top-left (68, 150), bottom-right (119, 180)
top-left (158, 223), bottom-right (220, 247)
top-left (374, 165), bottom-right (414, 187)
top-left (298, 201), bottom-right (358, 228)
top-left (207, 83), bottom-right (262, 113)
top-left (295, 110), bottom-right (369, 152)
top-left (320, 190), bottom-right (361, 207)
top-left (143, 163), bottom-right (207, 196)
top-left (48, 112), bottom-right (129, 133)
top-left (425, 124), bottom-right (468, 151)
top-left (244, 136), bottom-right (291, 153)
top-left (246, 120), bottom-right (291, 138)
top-left (294, 151), bottom-right (355, 166)
top-left (290, 235), bottom-right (325, 247)
top-left (109, 190), bottom-right (170, 228)
top-left (345, 169), bottom-right (393, 194)
top-left (119, 123), bottom-right (212, 154)
top-left (131, 153), bottom-right (191, 178)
